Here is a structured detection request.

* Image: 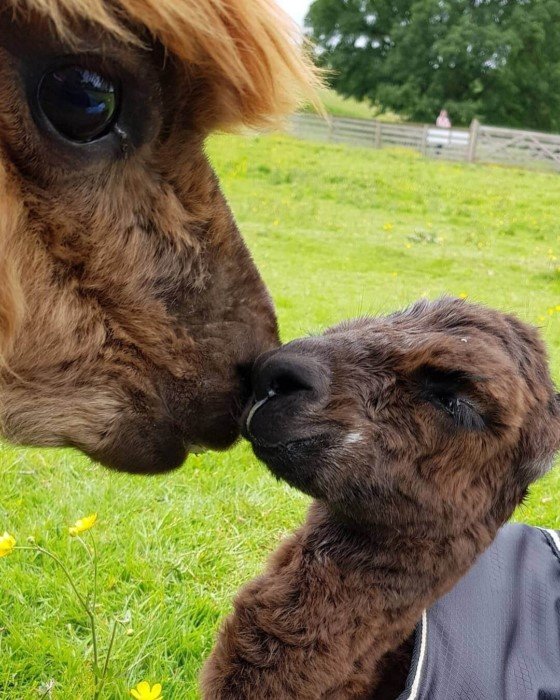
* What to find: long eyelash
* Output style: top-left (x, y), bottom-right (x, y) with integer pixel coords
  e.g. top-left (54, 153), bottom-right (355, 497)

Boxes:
top-left (444, 397), bottom-right (485, 430)
top-left (413, 365), bottom-right (487, 431)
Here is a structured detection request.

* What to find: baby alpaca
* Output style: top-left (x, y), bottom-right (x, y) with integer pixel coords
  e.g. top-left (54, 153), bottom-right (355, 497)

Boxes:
top-left (202, 298), bottom-right (560, 699)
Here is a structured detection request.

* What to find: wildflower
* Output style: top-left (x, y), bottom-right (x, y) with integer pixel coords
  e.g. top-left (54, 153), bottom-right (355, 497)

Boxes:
top-left (68, 513), bottom-right (98, 537)
top-left (459, 292), bottom-right (468, 299)
top-left (130, 681), bottom-right (163, 700)
top-left (0, 532), bottom-right (16, 558)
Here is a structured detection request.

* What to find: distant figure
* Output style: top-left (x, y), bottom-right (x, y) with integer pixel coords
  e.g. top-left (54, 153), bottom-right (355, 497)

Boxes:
top-left (436, 109), bottom-right (452, 128)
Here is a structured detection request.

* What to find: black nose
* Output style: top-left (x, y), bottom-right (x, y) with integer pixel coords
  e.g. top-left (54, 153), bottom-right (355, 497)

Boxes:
top-left (253, 351), bottom-right (328, 403)
top-left (245, 349), bottom-right (329, 447)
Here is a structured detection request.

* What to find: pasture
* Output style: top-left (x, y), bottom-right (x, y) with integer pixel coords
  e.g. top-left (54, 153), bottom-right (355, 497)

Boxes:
top-left (301, 87), bottom-right (401, 122)
top-left (1, 134), bottom-right (559, 699)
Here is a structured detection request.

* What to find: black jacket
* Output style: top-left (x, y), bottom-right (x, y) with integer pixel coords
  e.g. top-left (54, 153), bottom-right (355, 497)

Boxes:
top-left (398, 524), bottom-right (560, 700)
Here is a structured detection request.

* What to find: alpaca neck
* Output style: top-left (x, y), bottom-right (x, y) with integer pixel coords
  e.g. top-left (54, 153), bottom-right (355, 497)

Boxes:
top-left (302, 500), bottom-right (498, 694)
top-left (201, 497), bottom-right (503, 699)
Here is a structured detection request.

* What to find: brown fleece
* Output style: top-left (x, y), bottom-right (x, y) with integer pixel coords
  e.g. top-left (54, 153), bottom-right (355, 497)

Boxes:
top-left (203, 299), bottom-right (560, 698)
top-left (0, 2), bottom-right (320, 471)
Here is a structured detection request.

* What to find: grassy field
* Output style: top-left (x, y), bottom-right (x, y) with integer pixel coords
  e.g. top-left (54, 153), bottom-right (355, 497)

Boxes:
top-left (302, 87), bottom-right (401, 122)
top-left (1, 133), bottom-right (560, 699)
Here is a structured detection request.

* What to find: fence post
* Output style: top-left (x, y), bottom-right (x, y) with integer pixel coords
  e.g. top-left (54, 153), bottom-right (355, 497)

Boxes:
top-left (375, 121), bottom-right (382, 149)
top-left (327, 117), bottom-right (334, 142)
top-left (468, 118), bottom-right (480, 163)
top-left (421, 124), bottom-right (429, 156)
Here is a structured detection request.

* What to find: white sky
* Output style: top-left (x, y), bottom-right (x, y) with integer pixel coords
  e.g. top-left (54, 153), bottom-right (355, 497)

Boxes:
top-left (276, 0), bottom-right (313, 27)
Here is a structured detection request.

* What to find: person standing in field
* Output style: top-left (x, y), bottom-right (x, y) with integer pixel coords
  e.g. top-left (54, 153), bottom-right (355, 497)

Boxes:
top-left (436, 109), bottom-right (452, 128)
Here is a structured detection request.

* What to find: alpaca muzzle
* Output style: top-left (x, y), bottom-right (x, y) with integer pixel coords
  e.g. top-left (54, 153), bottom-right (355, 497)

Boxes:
top-left (243, 348), bottom-right (330, 448)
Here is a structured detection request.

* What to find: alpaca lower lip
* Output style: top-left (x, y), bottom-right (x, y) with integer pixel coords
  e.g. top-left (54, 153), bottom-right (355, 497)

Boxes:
top-left (250, 434), bottom-right (331, 496)
top-left (252, 432), bottom-right (331, 463)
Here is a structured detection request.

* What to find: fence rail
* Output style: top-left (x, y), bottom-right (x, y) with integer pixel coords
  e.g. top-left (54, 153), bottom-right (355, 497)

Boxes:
top-left (288, 114), bottom-right (560, 172)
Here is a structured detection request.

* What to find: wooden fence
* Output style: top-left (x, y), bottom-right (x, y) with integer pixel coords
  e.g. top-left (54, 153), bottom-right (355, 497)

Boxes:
top-left (289, 113), bottom-right (560, 172)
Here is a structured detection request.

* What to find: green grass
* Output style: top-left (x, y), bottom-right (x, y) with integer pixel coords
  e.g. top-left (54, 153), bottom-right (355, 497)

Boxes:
top-left (2, 133), bottom-right (560, 699)
top-left (302, 87), bottom-right (401, 122)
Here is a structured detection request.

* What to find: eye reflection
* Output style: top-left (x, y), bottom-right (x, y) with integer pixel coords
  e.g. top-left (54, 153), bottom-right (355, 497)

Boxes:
top-left (38, 65), bottom-right (120, 143)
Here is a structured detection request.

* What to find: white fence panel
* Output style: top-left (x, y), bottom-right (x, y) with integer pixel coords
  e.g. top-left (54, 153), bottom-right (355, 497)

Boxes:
top-left (288, 114), bottom-right (560, 172)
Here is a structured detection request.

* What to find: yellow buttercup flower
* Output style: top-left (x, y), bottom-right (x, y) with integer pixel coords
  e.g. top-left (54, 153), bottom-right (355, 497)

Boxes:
top-left (68, 513), bottom-right (98, 537)
top-left (130, 681), bottom-right (163, 700)
top-left (0, 532), bottom-right (16, 557)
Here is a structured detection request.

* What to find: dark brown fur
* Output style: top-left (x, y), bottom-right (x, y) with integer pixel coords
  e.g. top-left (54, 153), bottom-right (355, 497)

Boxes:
top-left (0, 2), bottom-right (319, 472)
top-left (202, 298), bottom-right (560, 698)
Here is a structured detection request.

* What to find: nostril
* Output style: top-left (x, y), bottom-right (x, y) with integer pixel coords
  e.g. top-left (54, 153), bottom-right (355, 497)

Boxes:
top-left (270, 369), bottom-right (314, 396)
top-left (253, 352), bottom-right (328, 403)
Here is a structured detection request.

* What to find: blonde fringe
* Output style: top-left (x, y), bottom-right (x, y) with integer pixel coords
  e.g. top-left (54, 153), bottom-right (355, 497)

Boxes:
top-left (8, 0), bottom-right (323, 128)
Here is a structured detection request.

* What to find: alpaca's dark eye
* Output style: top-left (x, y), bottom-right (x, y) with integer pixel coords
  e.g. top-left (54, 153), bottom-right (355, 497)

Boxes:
top-left (442, 396), bottom-right (458, 413)
top-left (414, 365), bottom-right (485, 430)
top-left (439, 395), bottom-right (485, 430)
top-left (38, 66), bottom-right (119, 142)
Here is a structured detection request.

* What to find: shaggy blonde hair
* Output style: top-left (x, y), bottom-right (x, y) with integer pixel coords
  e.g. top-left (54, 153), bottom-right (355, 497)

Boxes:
top-left (0, 0), bottom-right (320, 369)
top-left (7, 0), bottom-right (321, 128)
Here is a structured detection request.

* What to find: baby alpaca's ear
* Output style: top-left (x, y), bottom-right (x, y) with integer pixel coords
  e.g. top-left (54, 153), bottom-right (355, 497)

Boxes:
top-left (552, 393), bottom-right (560, 449)
top-left (514, 393), bottom-right (560, 488)
top-left (551, 393), bottom-right (560, 456)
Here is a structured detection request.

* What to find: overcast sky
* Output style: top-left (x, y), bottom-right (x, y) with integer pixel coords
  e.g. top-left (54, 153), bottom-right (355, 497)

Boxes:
top-left (277, 0), bottom-right (313, 27)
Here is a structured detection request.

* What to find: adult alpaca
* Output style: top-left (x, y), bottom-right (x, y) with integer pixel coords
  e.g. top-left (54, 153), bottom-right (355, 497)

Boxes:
top-left (0, 0), bottom-right (318, 472)
top-left (203, 298), bottom-right (560, 699)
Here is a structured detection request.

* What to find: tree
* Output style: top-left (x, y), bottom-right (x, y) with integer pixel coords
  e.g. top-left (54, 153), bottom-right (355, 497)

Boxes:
top-left (306, 0), bottom-right (560, 131)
